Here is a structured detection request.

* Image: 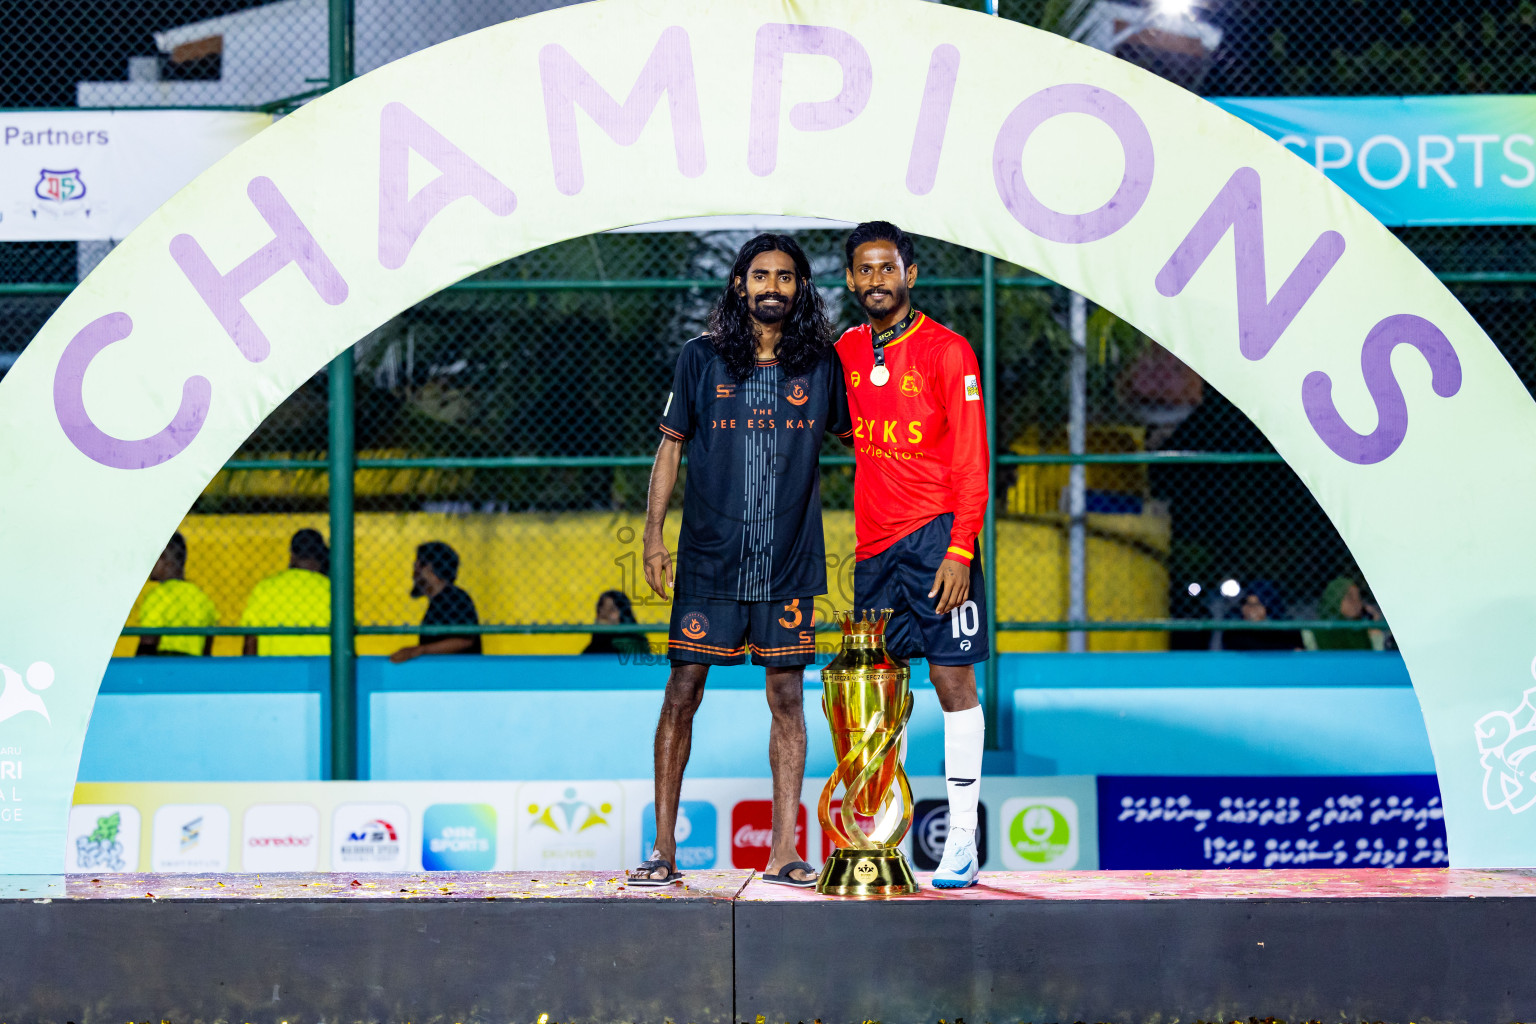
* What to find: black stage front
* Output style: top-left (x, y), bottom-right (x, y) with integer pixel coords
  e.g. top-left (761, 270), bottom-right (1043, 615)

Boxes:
top-left (2, 869), bottom-right (1534, 1023)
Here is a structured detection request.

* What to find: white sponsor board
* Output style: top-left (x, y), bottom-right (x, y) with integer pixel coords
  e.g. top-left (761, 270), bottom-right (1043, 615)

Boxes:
top-left (515, 781), bottom-right (623, 870)
top-left (66, 804), bottom-right (141, 873)
top-left (332, 802), bottom-right (411, 871)
top-left (151, 803), bottom-right (230, 872)
top-left (0, 111), bottom-right (270, 241)
top-left (242, 803), bottom-right (320, 872)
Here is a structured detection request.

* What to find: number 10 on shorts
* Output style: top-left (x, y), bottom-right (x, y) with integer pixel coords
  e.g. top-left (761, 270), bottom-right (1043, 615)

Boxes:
top-left (949, 600), bottom-right (980, 638)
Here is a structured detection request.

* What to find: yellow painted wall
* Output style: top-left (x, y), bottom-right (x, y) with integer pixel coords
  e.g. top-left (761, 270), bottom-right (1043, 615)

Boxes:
top-left (115, 510), bottom-right (1167, 657)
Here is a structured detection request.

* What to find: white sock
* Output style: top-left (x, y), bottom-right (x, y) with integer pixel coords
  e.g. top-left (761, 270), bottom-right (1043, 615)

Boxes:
top-left (943, 704), bottom-right (985, 831)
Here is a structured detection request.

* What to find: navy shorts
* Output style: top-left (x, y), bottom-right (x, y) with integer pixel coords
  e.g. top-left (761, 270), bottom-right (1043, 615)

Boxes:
top-left (669, 595), bottom-right (818, 667)
top-left (853, 514), bottom-right (990, 666)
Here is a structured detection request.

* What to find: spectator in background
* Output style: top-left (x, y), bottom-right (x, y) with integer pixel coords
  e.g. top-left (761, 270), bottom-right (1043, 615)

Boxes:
top-left (137, 532), bottom-right (217, 656)
top-left (1311, 576), bottom-right (1382, 651)
top-left (390, 541), bottom-right (481, 662)
top-left (240, 529), bottom-right (331, 656)
top-left (583, 590), bottom-right (651, 656)
top-left (1221, 579), bottom-right (1302, 652)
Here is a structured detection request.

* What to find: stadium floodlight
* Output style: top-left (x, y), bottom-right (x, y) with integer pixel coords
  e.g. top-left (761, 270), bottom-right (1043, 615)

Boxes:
top-left (1187, 582), bottom-right (1202, 597)
top-left (1220, 579), bottom-right (1242, 599)
top-left (1070, 0), bottom-right (1223, 91)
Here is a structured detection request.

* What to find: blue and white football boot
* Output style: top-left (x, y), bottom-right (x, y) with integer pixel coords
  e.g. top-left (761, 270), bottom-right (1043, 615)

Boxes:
top-left (930, 825), bottom-right (980, 889)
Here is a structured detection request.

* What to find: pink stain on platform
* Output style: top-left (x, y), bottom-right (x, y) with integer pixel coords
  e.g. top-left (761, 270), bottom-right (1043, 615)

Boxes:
top-left (14, 868), bottom-right (1534, 903)
top-left (738, 868), bottom-right (1536, 902)
top-left (45, 870), bottom-right (754, 901)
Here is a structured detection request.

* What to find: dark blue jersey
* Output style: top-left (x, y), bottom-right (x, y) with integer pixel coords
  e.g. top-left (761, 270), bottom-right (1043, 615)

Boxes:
top-left (660, 336), bottom-right (852, 601)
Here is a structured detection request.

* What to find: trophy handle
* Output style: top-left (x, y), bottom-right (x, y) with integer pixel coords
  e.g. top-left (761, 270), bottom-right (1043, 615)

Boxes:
top-left (840, 708), bottom-right (911, 851)
top-left (819, 708), bottom-right (886, 851)
top-left (865, 691), bottom-right (916, 847)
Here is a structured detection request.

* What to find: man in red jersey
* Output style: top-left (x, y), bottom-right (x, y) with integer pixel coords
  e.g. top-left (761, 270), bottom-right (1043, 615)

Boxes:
top-left (836, 221), bottom-right (988, 888)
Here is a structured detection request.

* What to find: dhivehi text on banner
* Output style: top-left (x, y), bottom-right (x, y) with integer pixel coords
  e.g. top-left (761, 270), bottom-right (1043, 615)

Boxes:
top-left (0, 111), bottom-right (272, 241)
top-left (1216, 96), bottom-right (1536, 226)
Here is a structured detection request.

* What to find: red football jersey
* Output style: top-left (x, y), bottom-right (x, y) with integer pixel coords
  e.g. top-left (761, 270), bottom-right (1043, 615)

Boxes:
top-left (835, 313), bottom-right (989, 563)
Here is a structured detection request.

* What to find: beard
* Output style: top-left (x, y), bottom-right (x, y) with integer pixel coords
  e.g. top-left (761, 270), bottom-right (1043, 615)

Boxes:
top-left (750, 292), bottom-right (791, 324)
top-left (858, 282), bottom-right (907, 319)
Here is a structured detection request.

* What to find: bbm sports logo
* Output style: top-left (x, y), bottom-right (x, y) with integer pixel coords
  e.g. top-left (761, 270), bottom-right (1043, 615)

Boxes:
top-left (422, 803), bottom-right (496, 871)
top-left (911, 799), bottom-right (988, 872)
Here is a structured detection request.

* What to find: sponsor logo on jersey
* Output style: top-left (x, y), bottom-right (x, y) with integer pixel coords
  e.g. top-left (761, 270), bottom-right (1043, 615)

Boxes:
top-left (964, 374), bottom-right (981, 401)
top-left (850, 370), bottom-right (862, 388)
top-left (900, 368), bottom-right (925, 397)
top-left (785, 378), bottom-right (810, 405)
top-left (680, 612), bottom-right (709, 639)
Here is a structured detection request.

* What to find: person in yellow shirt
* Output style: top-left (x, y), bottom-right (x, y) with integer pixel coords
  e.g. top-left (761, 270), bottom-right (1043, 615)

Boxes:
top-left (137, 532), bottom-right (218, 656)
top-left (240, 529), bottom-right (332, 656)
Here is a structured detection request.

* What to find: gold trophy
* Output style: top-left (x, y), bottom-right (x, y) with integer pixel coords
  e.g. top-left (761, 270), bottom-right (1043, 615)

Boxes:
top-left (815, 609), bottom-right (920, 896)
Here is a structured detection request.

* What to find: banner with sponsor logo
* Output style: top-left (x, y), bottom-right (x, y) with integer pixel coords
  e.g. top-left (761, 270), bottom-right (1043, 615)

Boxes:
top-left (1097, 775), bottom-right (1447, 870)
top-left (0, 111), bottom-right (271, 241)
top-left (4, 0), bottom-right (1536, 872)
top-left (71, 776), bottom-right (1096, 874)
top-left (1215, 96), bottom-right (1536, 226)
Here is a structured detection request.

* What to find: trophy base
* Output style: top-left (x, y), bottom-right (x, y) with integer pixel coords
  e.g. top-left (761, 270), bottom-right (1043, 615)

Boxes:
top-left (815, 847), bottom-right (920, 897)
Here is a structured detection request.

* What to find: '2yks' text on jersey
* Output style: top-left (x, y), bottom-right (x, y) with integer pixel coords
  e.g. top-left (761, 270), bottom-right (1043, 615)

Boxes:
top-left (835, 314), bottom-right (989, 564)
top-left (660, 337), bottom-right (852, 600)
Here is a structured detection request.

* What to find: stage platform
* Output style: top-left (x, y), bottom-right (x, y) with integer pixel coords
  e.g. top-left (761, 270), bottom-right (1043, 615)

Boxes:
top-left (2, 868), bottom-right (1534, 1022)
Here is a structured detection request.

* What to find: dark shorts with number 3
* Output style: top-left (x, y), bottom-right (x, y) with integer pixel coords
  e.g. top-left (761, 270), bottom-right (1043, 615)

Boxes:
top-left (853, 513), bottom-right (990, 666)
top-left (668, 595), bottom-right (819, 667)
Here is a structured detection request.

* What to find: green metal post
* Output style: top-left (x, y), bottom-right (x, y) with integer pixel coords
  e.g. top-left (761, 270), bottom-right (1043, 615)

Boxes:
top-left (326, 0), bottom-right (357, 781)
top-left (981, 254), bottom-right (1000, 751)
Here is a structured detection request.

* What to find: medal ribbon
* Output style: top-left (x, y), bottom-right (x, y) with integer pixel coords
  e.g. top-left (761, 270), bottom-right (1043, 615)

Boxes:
top-left (871, 307), bottom-right (920, 373)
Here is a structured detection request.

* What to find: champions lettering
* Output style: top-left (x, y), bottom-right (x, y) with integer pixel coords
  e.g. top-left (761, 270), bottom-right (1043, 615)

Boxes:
top-left (51, 21), bottom-right (1457, 473)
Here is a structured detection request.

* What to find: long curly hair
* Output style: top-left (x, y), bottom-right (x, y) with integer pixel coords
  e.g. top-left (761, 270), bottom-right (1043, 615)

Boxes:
top-left (706, 233), bottom-right (833, 381)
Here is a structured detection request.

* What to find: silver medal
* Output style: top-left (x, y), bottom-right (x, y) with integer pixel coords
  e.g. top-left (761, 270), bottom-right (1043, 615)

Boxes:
top-left (870, 365), bottom-right (890, 387)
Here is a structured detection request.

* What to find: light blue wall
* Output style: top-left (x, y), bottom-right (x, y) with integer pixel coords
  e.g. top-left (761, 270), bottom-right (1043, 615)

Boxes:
top-left (81, 652), bottom-right (1429, 781)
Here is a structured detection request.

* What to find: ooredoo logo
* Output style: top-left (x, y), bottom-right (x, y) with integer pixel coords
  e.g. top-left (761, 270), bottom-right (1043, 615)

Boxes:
top-left (241, 803), bottom-right (320, 872)
top-left (731, 800), bottom-right (805, 869)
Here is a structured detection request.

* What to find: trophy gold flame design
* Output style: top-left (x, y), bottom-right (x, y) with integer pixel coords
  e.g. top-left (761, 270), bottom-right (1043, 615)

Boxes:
top-left (815, 608), bottom-right (919, 896)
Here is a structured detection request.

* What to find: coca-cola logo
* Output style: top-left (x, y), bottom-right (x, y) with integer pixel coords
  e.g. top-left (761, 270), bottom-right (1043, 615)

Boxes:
top-left (730, 800), bottom-right (806, 869)
top-left (247, 835), bottom-right (313, 847)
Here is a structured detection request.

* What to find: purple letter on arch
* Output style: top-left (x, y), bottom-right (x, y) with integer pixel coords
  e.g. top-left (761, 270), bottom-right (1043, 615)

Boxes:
top-left (1303, 313), bottom-right (1462, 466)
top-left (378, 102), bottom-right (517, 270)
top-left (169, 176), bottom-right (349, 364)
top-left (749, 24), bottom-right (872, 177)
top-left (992, 84), bottom-right (1154, 244)
top-left (53, 312), bottom-right (212, 470)
top-left (540, 26), bottom-right (706, 197)
top-left (1156, 166), bottom-right (1346, 362)
top-left (906, 44), bottom-right (961, 196)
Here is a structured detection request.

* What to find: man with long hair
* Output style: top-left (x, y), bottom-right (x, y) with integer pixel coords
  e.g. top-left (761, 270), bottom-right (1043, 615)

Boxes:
top-left (837, 221), bottom-right (990, 888)
top-left (630, 233), bottom-right (851, 888)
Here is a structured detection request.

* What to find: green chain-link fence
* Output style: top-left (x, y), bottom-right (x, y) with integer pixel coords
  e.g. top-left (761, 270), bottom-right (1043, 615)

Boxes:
top-left (1, 1), bottom-right (1532, 765)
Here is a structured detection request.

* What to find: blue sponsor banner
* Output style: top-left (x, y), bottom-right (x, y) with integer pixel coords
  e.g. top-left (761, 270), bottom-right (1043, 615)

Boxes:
top-left (1214, 96), bottom-right (1536, 225)
top-left (1097, 775), bottom-right (1447, 870)
top-left (640, 800), bottom-right (717, 870)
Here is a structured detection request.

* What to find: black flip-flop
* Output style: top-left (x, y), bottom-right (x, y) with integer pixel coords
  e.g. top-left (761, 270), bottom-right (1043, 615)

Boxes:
top-left (761, 860), bottom-right (818, 888)
top-left (627, 851), bottom-right (683, 887)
